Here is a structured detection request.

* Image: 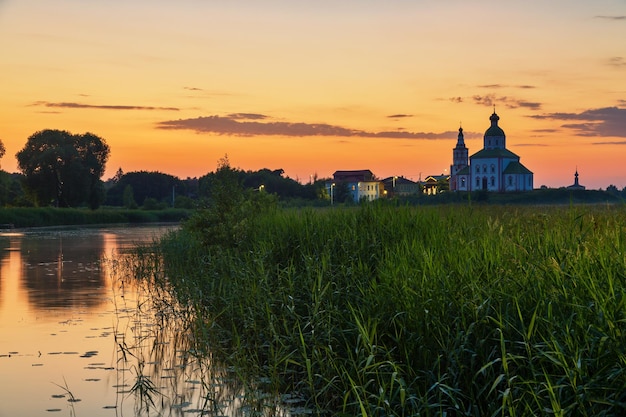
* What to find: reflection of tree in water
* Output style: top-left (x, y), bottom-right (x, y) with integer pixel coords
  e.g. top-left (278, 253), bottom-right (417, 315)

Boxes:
top-left (0, 237), bottom-right (11, 309)
top-left (21, 231), bottom-right (107, 310)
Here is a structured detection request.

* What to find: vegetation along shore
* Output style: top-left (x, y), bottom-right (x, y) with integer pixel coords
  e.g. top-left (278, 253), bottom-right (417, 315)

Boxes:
top-left (128, 163), bottom-right (626, 416)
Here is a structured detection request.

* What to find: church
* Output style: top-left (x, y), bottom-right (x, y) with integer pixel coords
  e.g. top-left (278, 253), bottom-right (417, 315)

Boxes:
top-left (449, 111), bottom-right (533, 192)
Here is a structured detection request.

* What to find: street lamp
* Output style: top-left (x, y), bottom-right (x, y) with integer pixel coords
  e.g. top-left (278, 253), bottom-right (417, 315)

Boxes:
top-left (330, 183), bottom-right (335, 205)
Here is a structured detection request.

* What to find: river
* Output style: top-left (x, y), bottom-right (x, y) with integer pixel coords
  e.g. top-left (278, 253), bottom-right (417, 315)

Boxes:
top-left (0, 224), bottom-right (246, 417)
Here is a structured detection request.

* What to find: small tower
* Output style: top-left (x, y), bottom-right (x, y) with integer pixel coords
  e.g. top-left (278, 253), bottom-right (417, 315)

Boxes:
top-left (450, 125), bottom-right (469, 191)
top-left (451, 125), bottom-right (468, 175)
top-left (567, 168), bottom-right (585, 190)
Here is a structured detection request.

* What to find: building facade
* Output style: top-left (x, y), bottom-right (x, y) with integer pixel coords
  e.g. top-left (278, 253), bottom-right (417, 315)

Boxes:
top-left (450, 112), bottom-right (533, 192)
top-left (327, 170), bottom-right (383, 203)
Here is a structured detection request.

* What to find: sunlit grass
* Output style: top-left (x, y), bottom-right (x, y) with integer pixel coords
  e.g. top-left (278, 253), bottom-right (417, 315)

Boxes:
top-left (153, 203), bottom-right (626, 416)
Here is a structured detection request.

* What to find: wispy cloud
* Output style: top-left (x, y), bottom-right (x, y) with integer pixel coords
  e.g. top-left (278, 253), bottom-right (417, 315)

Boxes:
top-left (472, 94), bottom-right (542, 110)
top-left (387, 114), bottom-right (413, 119)
top-left (157, 114), bottom-right (482, 140)
top-left (595, 15), bottom-right (626, 20)
top-left (477, 84), bottom-right (536, 89)
top-left (593, 140), bottom-right (626, 145)
top-left (31, 101), bottom-right (180, 111)
top-left (529, 107), bottom-right (626, 137)
top-left (608, 57), bottom-right (626, 68)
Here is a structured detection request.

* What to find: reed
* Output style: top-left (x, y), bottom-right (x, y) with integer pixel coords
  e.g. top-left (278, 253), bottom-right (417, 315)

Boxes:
top-left (151, 203), bottom-right (626, 416)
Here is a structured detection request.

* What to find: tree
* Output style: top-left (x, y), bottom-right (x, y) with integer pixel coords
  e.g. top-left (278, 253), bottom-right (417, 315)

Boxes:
top-left (16, 129), bottom-right (110, 208)
top-left (0, 138), bottom-right (6, 168)
top-left (105, 170), bottom-right (182, 206)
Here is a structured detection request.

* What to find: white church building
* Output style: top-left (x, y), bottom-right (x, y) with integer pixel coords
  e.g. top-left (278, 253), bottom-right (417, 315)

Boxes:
top-left (450, 111), bottom-right (533, 192)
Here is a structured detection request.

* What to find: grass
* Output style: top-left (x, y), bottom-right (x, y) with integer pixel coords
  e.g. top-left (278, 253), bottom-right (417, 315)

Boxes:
top-left (0, 207), bottom-right (191, 228)
top-left (146, 203), bottom-right (626, 416)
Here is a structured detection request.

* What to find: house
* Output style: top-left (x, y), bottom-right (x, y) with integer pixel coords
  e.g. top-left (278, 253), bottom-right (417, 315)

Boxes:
top-left (327, 169), bottom-right (382, 203)
top-left (450, 111), bottom-right (533, 192)
top-left (381, 176), bottom-right (421, 196)
top-left (421, 175), bottom-right (450, 195)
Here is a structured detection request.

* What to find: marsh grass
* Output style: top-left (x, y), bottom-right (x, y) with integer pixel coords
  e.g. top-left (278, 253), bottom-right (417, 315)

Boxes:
top-left (153, 203), bottom-right (626, 416)
top-left (109, 241), bottom-right (277, 416)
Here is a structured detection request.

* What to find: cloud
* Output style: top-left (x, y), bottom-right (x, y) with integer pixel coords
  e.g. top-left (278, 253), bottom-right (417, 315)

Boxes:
top-left (31, 101), bottom-right (180, 111)
top-left (156, 114), bottom-right (482, 140)
top-left (595, 15), bottom-right (626, 20)
top-left (593, 141), bottom-right (626, 145)
top-left (608, 57), bottom-right (626, 68)
top-left (227, 113), bottom-right (268, 120)
top-left (529, 107), bottom-right (626, 137)
top-left (449, 97), bottom-right (463, 103)
top-left (477, 84), bottom-right (536, 89)
top-left (386, 114), bottom-right (413, 118)
top-left (472, 94), bottom-right (542, 110)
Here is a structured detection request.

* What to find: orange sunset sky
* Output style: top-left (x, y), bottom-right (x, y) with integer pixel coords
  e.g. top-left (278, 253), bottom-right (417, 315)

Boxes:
top-left (1, 0), bottom-right (625, 190)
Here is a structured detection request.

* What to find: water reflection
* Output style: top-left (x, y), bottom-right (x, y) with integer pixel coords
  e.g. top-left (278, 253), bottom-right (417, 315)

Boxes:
top-left (20, 232), bottom-right (107, 310)
top-left (0, 225), bottom-right (297, 417)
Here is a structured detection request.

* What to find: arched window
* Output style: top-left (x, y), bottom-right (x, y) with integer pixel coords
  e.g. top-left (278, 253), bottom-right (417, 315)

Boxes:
top-left (491, 164), bottom-right (495, 173)
top-left (476, 166), bottom-right (480, 173)
top-left (476, 178), bottom-right (480, 187)
top-left (491, 177), bottom-right (495, 187)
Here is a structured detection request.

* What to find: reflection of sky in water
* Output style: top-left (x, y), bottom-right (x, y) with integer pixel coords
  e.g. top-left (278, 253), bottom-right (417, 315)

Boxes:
top-left (0, 225), bottom-right (298, 416)
top-left (0, 226), bottom-right (185, 416)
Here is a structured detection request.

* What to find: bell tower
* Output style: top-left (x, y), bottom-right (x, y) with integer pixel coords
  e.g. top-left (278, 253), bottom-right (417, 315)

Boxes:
top-left (451, 125), bottom-right (468, 175)
top-left (450, 125), bottom-right (469, 191)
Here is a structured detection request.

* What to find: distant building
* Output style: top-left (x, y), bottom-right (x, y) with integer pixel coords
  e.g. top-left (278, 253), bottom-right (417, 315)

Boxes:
top-left (566, 169), bottom-right (585, 190)
top-left (421, 175), bottom-right (450, 195)
top-left (381, 176), bottom-right (421, 196)
top-left (450, 111), bottom-right (533, 192)
top-left (327, 169), bottom-right (382, 203)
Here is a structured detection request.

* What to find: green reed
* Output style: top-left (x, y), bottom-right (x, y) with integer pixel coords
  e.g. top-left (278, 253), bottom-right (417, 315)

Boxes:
top-left (153, 203), bottom-right (626, 416)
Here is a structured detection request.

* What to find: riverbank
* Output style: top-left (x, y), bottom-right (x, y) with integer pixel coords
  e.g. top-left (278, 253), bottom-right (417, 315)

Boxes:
top-left (0, 207), bottom-right (191, 228)
top-left (149, 203), bottom-right (626, 416)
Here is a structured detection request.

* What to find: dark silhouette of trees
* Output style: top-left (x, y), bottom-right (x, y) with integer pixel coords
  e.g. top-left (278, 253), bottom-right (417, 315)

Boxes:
top-left (198, 163), bottom-right (320, 202)
top-left (105, 170), bottom-right (184, 207)
top-left (16, 130), bottom-right (110, 208)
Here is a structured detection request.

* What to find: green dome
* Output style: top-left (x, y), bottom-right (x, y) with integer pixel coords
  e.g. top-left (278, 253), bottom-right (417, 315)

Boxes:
top-left (485, 125), bottom-right (505, 136)
top-left (485, 112), bottom-right (505, 137)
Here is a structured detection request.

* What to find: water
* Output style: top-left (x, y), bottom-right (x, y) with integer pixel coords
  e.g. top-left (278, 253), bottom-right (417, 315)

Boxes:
top-left (0, 225), bottom-right (213, 416)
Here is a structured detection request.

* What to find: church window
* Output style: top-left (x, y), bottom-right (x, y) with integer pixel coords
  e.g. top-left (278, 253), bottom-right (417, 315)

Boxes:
top-left (476, 166), bottom-right (480, 173)
top-left (490, 177), bottom-right (495, 187)
top-left (483, 165), bottom-right (487, 173)
top-left (476, 178), bottom-right (480, 187)
top-left (491, 164), bottom-right (495, 173)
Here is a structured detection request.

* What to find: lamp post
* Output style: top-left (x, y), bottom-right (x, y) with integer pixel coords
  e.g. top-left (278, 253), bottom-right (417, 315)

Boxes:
top-left (330, 183), bottom-right (335, 205)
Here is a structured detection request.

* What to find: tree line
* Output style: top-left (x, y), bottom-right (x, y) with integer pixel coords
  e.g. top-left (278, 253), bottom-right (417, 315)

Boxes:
top-left (0, 129), bottom-right (331, 209)
top-left (2, 129), bottom-right (625, 209)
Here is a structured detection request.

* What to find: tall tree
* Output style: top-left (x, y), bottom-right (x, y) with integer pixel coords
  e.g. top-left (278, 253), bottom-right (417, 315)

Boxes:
top-left (16, 129), bottom-right (110, 208)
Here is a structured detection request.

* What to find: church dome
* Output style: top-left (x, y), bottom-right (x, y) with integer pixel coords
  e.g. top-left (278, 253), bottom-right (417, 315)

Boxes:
top-left (485, 111), bottom-right (505, 137)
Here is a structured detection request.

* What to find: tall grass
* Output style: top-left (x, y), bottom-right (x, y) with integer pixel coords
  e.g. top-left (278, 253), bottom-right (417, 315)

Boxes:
top-left (155, 203), bottom-right (626, 416)
top-left (0, 207), bottom-right (190, 228)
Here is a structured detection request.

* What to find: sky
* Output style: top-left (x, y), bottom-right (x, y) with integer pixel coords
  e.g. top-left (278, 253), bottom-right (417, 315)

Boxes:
top-left (1, 0), bottom-right (625, 189)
